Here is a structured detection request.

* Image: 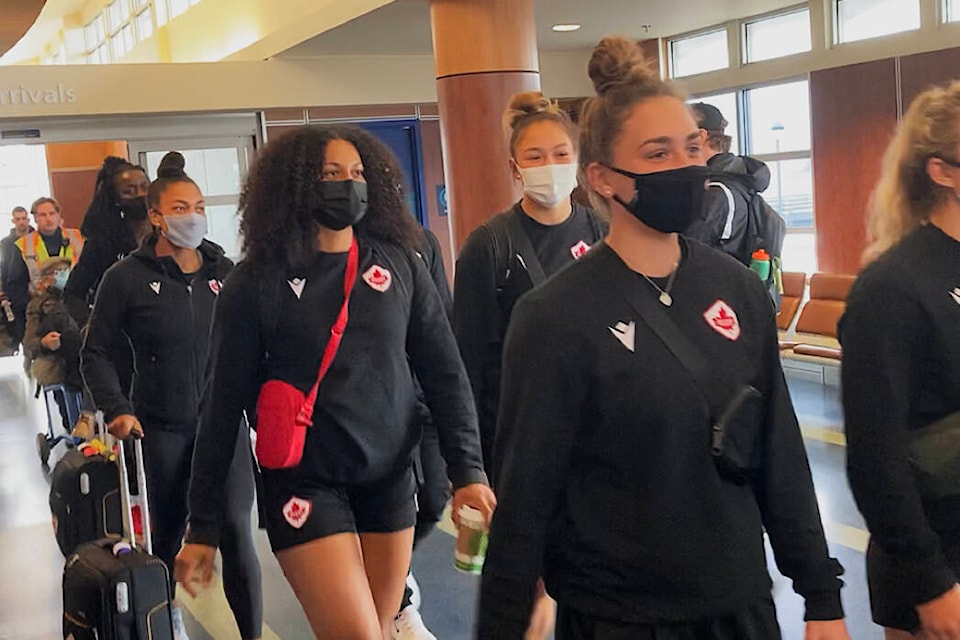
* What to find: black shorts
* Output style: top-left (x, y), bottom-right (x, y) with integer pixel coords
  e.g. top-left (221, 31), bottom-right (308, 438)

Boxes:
top-left (556, 597), bottom-right (781, 640)
top-left (261, 466), bottom-right (418, 553)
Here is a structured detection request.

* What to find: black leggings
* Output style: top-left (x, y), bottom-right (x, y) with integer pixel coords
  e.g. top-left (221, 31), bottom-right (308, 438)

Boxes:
top-left (140, 422), bottom-right (263, 640)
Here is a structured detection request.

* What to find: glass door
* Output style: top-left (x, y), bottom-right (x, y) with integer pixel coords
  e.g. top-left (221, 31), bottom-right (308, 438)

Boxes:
top-left (129, 136), bottom-right (254, 260)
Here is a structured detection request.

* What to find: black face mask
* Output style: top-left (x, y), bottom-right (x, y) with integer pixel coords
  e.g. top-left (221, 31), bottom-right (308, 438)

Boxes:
top-left (609, 165), bottom-right (709, 234)
top-left (309, 180), bottom-right (369, 231)
top-left (118, 197), bottom-right (148, 222)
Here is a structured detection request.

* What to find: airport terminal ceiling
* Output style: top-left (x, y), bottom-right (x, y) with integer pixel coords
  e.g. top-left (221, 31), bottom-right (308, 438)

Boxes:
top-left (278, 0), bottom-right (802, 58)
top-left (0, 0), bottom-right (46, 58)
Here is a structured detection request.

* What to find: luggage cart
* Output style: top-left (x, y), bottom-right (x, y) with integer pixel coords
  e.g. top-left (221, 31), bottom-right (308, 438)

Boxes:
top-left (36, 383), bottom-right (83, 466)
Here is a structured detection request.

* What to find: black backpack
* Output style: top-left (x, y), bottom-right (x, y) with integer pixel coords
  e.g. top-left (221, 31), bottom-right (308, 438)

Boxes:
top-left (715, 172), bottom-right (786, 309)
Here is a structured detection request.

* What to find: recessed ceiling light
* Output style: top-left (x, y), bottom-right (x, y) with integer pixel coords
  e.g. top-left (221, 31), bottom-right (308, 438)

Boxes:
top-left (552, 24), bottom-right (582, 32)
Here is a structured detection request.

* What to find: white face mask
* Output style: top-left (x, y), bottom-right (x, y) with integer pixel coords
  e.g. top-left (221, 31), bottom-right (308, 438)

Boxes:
top-left (161, 212), bottom-right (207, 249)
top-left (518, 163), bottom-right (579, 208)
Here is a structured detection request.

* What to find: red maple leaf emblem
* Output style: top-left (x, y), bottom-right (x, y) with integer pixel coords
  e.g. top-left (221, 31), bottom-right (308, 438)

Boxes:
top-left (370, 269), bottom-right (387, 285)
top-left (288, 503), bottom-right (303, 518)
top-left (713, 308), bottom-right (735, 330)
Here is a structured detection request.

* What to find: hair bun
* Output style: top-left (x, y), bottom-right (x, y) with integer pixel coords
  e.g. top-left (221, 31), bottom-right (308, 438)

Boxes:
top-left (588, 36), bottom-right (658, 96)
top-left (157, 151), bottom-right (187, 179)
top-left (504, 91), bottom-right (558, 129)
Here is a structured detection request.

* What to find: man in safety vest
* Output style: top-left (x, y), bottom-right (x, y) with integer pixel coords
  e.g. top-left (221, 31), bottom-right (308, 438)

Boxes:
top-left (0, 197), bottom-right (83, 348)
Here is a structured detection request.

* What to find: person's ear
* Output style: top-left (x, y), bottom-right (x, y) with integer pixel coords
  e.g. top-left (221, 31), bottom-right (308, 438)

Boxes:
top-left (927, 157), bottom-right (960, 190)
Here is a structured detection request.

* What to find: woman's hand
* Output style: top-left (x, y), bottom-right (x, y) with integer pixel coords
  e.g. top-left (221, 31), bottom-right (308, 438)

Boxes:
top-left (525, 578), bottom-right (556, 640)
top-left (174, 544), bottom-right (217, 598)
top-left (917, 585), bottom-right (960, 639)
top-left (107, 414), bottom-right (143, 440)
top-left (41, 331), bottom-right (61, 351)
top-left (452, 483), bottom-right (497, 528)
top-left (804, 619), bottom-right (851, 640)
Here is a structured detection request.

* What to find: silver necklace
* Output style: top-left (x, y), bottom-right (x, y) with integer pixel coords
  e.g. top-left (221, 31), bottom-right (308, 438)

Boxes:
top-left (640, 265), bottom-right (679, 307)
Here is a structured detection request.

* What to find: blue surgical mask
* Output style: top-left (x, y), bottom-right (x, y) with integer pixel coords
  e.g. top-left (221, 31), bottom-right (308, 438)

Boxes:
top-left (53, 269), bottom-right (70, 290)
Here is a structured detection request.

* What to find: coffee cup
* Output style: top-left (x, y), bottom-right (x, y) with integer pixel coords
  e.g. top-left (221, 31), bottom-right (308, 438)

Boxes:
top-left (454, 505), bottom-right (488, 574)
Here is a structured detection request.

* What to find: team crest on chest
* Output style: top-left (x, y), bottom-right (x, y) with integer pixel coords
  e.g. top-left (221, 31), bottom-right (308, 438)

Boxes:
top-left (570, 240), bottom-right (591, 260)
top-left (208, 279), bottom-right (222, 296)
top-left (363, 265), bottom-right (392, 293)
top-left (704, 299), bottom-right (741, 341)
top-left (282, 497), bottom-right (312, 529)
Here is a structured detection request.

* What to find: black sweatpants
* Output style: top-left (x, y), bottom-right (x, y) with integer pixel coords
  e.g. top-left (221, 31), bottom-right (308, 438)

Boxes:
top-left (140, 421), bottom-right (263, 640)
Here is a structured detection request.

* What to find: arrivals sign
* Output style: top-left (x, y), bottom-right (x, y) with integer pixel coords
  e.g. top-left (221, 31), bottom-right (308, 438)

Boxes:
top-left (0, 84), bottom-right (77, 106)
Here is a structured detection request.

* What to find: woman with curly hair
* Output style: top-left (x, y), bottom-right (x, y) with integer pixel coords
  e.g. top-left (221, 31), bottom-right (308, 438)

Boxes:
top-left (64, 156), bottom-right (151, 325)
top-left (177, 125), bottom-right (494, 639)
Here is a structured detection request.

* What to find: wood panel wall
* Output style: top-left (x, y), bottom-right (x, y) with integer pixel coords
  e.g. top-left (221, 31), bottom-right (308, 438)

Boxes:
top-left (810, 59), bottom-right (898, 274)
top-left (45, 141), bottom-right (128, 229)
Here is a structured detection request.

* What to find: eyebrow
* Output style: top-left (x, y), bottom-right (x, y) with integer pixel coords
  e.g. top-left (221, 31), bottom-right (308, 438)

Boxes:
top-left (641, 132), bottom-right (703, 146)
top-left (323, 162), bottom-right (363, 168)
top-left (522, 143), bottom-right (572, 152)
top-left (171, 199), bottom-right (205, 206)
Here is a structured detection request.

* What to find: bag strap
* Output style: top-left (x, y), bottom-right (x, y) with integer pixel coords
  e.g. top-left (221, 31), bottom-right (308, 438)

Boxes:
top-left (606, 247), bottom-right (729, 420)
top-left (503, 209), bottom-right (547, 286)
top-left (297, 237), bottom-right (360, 427)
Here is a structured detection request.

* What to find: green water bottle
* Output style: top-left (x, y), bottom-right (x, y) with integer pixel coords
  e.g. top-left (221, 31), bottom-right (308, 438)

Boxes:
top-left (750, 249), bottom-right (771, 282)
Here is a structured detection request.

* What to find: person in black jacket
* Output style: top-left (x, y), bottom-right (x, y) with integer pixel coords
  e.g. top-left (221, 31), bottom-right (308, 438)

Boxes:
top-left (175, 125), bottom-right (494, 640)
top-left (81, 153), bottom-right (262, 640)
top-left (685, 102), bottom-right (773, 265)
top-left (476, 37), bottom-right (850, 640)
top-left (454, 91), bottom-right (607, 485)
top-left (841, 80), bottom-right (960, 640)
top-left (64, 156), bottom-right (152, 326)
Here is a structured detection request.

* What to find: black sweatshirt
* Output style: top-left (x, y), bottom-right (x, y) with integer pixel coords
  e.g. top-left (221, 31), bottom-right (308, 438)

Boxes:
top-left (453, 202), bottom-right (607, 476)
top-left (840, 223), bottom-right (960, 607)
top-left (477, 239), bottom-right (843, 637)
top-left (81, 236), bottom-right (234, 427)
top-left (186, 236), bottom-right (486, 548)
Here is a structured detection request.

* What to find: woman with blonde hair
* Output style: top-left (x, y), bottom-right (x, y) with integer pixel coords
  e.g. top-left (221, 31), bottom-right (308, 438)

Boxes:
top-left (477, 36), bottom-right (849, 640)
top-left (841, 81), bottom-right (960, 639)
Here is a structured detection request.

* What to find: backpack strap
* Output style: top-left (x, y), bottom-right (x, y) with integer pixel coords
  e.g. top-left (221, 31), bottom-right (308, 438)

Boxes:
top-left (706, 181), bottom-right (737, 241)
top-left (502, 209), bottom-right (546, 286)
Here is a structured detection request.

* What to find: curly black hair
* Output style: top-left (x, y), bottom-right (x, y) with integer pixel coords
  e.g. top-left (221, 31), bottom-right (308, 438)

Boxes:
top-left (240, 125), bottom-right (420, 269)
top-left (79, 156), bottom-right (146, 242)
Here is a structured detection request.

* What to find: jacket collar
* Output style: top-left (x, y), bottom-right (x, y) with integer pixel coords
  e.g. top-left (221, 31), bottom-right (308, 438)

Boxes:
top-left (132, 232), bottom-right (226, 275)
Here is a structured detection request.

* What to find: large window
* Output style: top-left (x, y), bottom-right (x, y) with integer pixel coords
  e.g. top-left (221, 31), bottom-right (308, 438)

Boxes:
top-left (836, 0), bottom-right (921, 43)
top-left (745, 81), bottom-right (811, 155)
top-left (0, 146), bottom-right (51, 220)
top-left (744, 9), bottom-right (812, 63)
top-left (947, 0), bottom-right (960, 22)
top-left (670, 29), bottom-right (729, 78)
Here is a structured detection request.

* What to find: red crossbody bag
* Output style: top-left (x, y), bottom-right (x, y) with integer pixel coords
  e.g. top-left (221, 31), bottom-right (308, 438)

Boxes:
top-left (255, 238), bottom-right (359, 469)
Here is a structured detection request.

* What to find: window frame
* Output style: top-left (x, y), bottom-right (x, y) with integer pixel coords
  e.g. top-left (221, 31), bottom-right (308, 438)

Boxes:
top-left (741, 5), bottom-right (813, 64)
top-left (668, 26), bottom-right (730, 79)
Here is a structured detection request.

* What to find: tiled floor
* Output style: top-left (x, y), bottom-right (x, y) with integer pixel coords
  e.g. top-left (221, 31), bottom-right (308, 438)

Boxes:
top-left (0, 356), bottom-right (882, 639)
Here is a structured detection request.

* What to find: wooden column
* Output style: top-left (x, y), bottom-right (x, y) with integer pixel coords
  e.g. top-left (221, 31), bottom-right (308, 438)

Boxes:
top-left (430, 0), bottom-right (540, 252)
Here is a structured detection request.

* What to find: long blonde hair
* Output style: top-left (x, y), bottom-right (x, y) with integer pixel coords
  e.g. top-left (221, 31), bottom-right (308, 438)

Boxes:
top-left (865, 80), bottom-right (960, 263)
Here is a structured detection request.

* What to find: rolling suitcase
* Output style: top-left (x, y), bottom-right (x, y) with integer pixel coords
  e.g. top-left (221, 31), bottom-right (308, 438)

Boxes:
top-left (49, 440), bottom-right (123, 557)
top-left (62, 437), bottom-right (174, 640)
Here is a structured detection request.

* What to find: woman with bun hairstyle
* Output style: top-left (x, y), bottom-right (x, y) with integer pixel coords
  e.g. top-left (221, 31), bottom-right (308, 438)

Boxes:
top-left (841, 82), bottom-right (960, 640)
top-left (477, 38), bottom-right (849, 640)
top-left (453, 91), bottom-right (606, 484)
top-left (81, 152), bottom-right (262, 640)
top-left (175, 126), bottom-right (493, 640)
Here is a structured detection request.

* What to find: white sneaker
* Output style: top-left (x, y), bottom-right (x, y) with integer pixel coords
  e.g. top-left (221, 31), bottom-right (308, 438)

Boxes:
top-left (171, 606), bottom-right (191, 640)
top-left (406, 572), bottom-right (422, 610)
top-left (392, 606), bottom-right (437, 640)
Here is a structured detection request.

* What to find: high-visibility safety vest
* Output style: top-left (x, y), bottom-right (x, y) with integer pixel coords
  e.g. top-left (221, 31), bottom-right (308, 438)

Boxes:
top-left (15, 228), bottom-right (84, 292)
